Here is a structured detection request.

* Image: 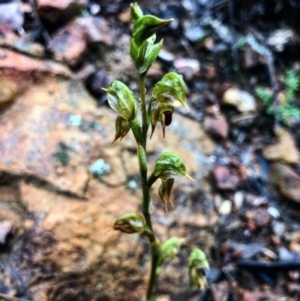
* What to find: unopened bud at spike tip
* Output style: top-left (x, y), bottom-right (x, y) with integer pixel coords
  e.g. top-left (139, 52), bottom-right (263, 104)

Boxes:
top-left (130, 2), bottom-right (144, 23)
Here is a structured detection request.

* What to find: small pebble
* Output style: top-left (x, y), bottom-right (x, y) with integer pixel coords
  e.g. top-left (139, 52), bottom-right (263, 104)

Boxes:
top-left (272, 221), bottom-right (286, 236)
top-left (262, 247), bottom-right (277, 260)
top-left (254, 208), bottom-right (270, 227)
top-left (158, 48), bottom-right (175, 64)
top-left (233, 191), bottom-right (244, 210)
top-left (90, 3), bottom-right (101, 15)
top-left (127, 179), bottom-right (138, 191)
top-left (268, 206), bottom-right (280, 219)
top-left (218, 200), bottom-right (232, 215)
top-left (278, 247), bottom-right (295, 261)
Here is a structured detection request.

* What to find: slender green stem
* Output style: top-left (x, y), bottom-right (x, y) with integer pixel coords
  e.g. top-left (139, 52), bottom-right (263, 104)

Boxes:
top-left (140, 74), bottom-right (148, 147)
top-left (146, 240), bottom-right (160, 300)
top-left (141, 176), bottom-right (154, 240)
top-left (137, 72), bottom-right (160, 301)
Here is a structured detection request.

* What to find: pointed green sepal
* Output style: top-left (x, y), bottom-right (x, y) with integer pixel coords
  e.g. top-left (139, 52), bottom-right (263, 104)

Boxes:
top-left (188, 248), bottom-right (210, 291)
top-left (132, 15), bottom-right (173, 46)
top-left (103, 81), bottom-right (137, 121)
top-left (112, 116), bottom-right (130, 144)
top-left (113, 212), bottom-right (146, 234)
top-left (160, 237), bottom-right (182, 262)
top-left (154, 151), bottom-right (193, 180)
top-left (152, 72), bottom-right (189, 111)
top-left (159, 178), bottom-right (174, 211)
top-left (130, 2), bottom-right (144, 23)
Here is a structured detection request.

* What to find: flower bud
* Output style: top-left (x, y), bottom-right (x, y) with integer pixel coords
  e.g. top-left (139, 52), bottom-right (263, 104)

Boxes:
top-left (130, 2), bottom-right (144, 23)
top-left (132, 15), bottom-right (173, 46)
top-left (112, 116), bottom-right (130, 144)
top-left (152, 72), bottom-right (188, 110)
top-left (160, 237), bottom-right (182, 261)
top-left (159, 178), bottom-right (174, 211)
top-left (103, 80), bottom-right (137, 121)
top-left (135, 38), bottom-right (163, 74)
top-left (188, 248), bottom-right (209, 290)
top-left (113, 212), bottom-right (145, 234)
top-left (154, 151), bottom-right (193, 180)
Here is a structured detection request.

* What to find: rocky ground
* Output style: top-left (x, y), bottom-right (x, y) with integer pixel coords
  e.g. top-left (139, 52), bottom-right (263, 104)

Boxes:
top-left (1, 0), bottom-right (300, 301)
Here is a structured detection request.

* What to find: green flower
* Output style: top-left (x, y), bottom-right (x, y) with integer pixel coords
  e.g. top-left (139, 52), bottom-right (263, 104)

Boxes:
top-left (152, 72), bottom-right (188, 110)
top-left (188, 248), bottom-right (210, 290)
top-left (113, 212), bottom-right (146, 234)
top-left (154, 151), bottom-right (193, 180)
top-left (150, 72), bottom-right (188, 138)
top-left (103, 80), bottom-right (137, 121)
top-left (160, 237), bottom-right (183, 261)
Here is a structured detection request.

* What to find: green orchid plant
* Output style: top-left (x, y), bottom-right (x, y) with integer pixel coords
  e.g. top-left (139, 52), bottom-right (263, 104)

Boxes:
top-left (103, 3), bottom-right (209, 300)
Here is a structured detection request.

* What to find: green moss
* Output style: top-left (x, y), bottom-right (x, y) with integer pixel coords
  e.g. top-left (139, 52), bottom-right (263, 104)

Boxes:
top-left (255, 69), bottom-right (300, 125)
top-left (53, 143), bottom-right (73, 166)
